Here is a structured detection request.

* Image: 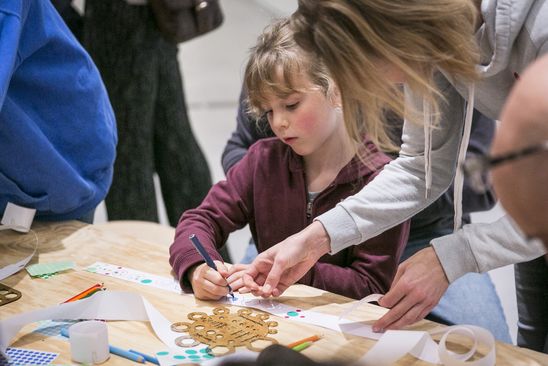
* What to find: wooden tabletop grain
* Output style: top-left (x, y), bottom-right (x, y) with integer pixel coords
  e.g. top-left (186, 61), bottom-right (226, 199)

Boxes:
top-left (1, 221), bottom-right (546, 365)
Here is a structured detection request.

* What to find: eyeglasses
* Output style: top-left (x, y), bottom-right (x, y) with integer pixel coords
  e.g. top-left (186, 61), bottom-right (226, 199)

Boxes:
top-left (462, 140), bottom-right (548, 193)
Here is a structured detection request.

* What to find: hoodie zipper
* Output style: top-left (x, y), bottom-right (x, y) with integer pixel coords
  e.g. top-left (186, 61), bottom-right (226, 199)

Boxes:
top-left (305, 184), bottom-right (337, 224)
top-left (306, 201), bottom-right (313, 219)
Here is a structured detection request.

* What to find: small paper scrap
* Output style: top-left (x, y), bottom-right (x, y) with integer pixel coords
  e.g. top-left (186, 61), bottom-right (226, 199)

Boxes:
top-left (26, 261), bottom-right (75, 277)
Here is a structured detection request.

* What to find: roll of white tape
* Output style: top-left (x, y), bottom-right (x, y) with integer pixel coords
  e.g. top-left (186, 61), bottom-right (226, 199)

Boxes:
top-left (69, 321), bottom-right (110, 364)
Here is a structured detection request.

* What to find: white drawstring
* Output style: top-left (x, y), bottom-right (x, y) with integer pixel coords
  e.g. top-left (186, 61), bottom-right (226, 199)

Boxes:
top-left (423, 99), bottom-right (433, 198)
top-left (453, 83), bottom-right (476, 231)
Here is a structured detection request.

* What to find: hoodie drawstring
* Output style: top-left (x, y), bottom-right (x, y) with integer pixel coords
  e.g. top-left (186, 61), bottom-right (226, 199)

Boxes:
top-left (423, 99), bottom-right (433, 198)
top-left (453, 83), bottom-right (476, 231)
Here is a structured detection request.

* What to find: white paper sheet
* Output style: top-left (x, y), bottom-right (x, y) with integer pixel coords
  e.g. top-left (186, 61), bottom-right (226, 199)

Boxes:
top-left (86, 262), bottom-right (182, 294)
top-left (0, 291), bottom-right (182, 357)
top-left (1, 288), bottom-right (496, 365)
top-left (0, 231), bottom-right (37, 281)
top-left (222, 293), bottom-right (495, 366)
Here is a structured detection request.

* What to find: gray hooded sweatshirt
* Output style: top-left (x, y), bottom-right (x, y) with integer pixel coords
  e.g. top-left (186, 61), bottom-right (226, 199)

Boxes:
top-left (316, 0), bottom-right (548, 282)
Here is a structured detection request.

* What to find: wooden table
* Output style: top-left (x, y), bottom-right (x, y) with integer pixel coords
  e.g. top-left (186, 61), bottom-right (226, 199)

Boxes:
top-left (1, 221), bottom-right (547, 365)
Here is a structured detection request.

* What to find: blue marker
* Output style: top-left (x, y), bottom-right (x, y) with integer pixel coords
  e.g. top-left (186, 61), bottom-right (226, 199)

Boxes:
top-left (189, 234), bottom-right (235, 298)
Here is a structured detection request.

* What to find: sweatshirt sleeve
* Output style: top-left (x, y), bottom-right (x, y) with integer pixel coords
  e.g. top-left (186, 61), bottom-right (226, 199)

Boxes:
top-left (459, 111), bottom-right (496, 212)
top-left (317, 75), bottom-right (466, 253)
top-left (432, 215), bottom-right (547, 282)
top-left (221, 88), bottom-right (271, 174)
top-left (300, 220), bottom-right (410, 300)
top-left (170, 147), bottom-right (256, 292)
top-left (0, 7), bottom-right (22, 109)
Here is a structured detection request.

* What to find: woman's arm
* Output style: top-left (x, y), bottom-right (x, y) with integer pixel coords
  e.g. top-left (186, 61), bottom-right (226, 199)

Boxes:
top-left (301, 221), bottom-right (410, 300)
top-left (319, 78), bottom-right (466, 252)
top-left (243, 76), bottom-right (467, 296)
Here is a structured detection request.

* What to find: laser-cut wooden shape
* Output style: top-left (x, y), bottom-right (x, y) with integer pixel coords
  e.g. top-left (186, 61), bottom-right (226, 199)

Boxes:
top-left (0, 283), bottom-right (22, 306)
top-left (172, 306), bottom-right (278, 356)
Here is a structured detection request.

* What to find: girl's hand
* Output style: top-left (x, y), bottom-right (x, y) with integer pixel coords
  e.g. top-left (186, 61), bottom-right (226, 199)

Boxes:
top-left (189, 260), bottom-right (230, 300)
top-left (243, 221), bottom-right (330, 297)
top-left (226, 263), bottom-right (249, 292)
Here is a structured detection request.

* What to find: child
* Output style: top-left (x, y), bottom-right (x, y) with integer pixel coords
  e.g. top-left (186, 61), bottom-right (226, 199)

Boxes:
top-left (169, 18), bottom-right (409, 301)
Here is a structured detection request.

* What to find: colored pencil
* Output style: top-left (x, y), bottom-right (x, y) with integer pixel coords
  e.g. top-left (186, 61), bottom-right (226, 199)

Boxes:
top-left (286, 334), bottom-right (322, 349)
top-left (80, 287), bottom-right (105, 299)
top-left (62, 283), bottom-right (103, 303)
top-left (292, 341), bottom-right (313, 352)
top-left (129, 349), bottom-right (160, 365)
top-left (189, 234), bottom-right (235, 298)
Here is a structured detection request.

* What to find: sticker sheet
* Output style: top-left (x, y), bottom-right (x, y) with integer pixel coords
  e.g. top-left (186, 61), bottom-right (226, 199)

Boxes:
top-left (86, 262), bottom-right (182, 293)
top-left (0, 348), bottom-right (58, 366)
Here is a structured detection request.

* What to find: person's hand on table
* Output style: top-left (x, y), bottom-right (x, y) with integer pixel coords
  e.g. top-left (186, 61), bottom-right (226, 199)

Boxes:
top-left (226, 263), bottom-right (249, 293)
top-left (243, 221), bottom-right (331, 297)
top-left (373, 246), bottom-right (449, 331)
top-left (188, 260), bottom-right (231, 300)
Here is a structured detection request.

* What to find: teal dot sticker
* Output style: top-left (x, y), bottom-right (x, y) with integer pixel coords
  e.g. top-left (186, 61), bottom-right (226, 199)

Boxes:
top-left (199, 348), bottom-right (209, 354)
top-left (185, 350), bottom-right (198, 355)
top-left (189, 355), bottom-right (201, 360)
top-left (203, 354), bottom-right (215, 359)
top-left (156, 351), bottom-right (169, 356)
top-left (140, 279), bottom-right (152, 284)
top-left (287, 311), bottom-right (299, 317)
top-left (174, 355), bottom-right (186, 360)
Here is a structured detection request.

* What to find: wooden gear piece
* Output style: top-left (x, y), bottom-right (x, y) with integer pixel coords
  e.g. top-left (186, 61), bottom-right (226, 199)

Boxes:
top-left (0, 283), bottom-right (22, 306)
top-left (172, 306), bottom-right (278, 356)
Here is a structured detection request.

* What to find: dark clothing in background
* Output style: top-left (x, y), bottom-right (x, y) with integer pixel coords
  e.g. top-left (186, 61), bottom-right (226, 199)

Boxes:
top-left (83, 0), bottom-right (212, 226)
top-left (515, 257), bottom-right (548, 353)
top-left (51, 0), bottom-right (83, 40)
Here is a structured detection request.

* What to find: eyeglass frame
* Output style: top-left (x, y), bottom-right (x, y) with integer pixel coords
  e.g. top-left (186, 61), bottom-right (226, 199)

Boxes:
top-left (462, 140), bottom-right (548, 193)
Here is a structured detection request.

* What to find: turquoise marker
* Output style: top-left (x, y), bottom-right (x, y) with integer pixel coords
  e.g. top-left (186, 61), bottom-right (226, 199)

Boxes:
top-left (61, 327), bottom-right (145, 363)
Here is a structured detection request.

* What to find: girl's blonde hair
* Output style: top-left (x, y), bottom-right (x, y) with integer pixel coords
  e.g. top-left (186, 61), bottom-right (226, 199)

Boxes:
top-left (244, 18), bottom-right (337, 120)
top-left (291, 0), bottom-right (480, 152)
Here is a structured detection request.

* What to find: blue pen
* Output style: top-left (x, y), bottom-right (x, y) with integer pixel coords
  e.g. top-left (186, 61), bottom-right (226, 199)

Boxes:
top-left (189, 234), bottom-right (235, 298)
top-left (129, 349), bottom-right (160, 365)
top-left (61, 327), bottom-right (145, 363)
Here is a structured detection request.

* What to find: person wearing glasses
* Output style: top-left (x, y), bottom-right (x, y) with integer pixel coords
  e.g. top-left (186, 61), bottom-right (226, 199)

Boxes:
top-left (242, 0), bottom-right (548, 346)
top-left (489, 55), bottom-right (548, 353)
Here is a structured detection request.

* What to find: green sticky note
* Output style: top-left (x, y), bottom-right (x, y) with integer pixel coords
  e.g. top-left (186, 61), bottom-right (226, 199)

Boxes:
top-left (26, 261), bottom-right (75, 277)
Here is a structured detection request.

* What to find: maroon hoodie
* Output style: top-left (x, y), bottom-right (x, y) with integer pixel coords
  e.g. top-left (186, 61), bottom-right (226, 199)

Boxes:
top-left (170, 137), bottom-right (409, 299)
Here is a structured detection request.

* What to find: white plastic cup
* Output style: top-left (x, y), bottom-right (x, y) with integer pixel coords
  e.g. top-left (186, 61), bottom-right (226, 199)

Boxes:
top-left (68, 320), bottom-right (110, 364)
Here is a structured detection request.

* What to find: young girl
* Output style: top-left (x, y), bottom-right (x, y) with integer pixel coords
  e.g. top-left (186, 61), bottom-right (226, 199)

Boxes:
top-left (169, 18), bottom-right (409, 301)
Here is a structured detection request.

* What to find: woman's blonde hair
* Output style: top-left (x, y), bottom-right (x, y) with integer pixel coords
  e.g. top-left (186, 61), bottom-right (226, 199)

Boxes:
top-left (244, 18), bottom-right (337, 120)
top-left (291, 0), bottom-right (480, 152)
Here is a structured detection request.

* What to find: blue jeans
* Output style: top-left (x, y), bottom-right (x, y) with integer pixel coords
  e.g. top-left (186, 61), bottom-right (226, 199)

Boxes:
top-left (515, 257), bottom-right (548, 353)
top-left (402, 233), bottom-right (512, 343)
top-left (240, 239), bottom-right (258, 264)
